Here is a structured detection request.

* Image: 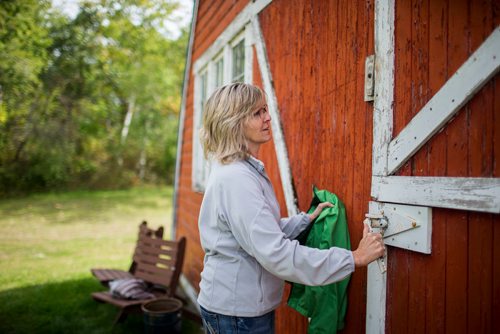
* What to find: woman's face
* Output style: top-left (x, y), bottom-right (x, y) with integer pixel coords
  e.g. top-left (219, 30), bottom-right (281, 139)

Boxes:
top-left (243, 97), bottom-right (272, 152)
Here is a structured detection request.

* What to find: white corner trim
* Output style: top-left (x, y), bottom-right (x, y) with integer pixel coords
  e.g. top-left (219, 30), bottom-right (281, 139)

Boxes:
top-left (372, 0), bottom-right (395, 177)
top-left (193, 0), bottom-right (273, 74)
top-left (179, 274), bottom-right (200, 313)
top-left (366, 255), bottom-right (388, 334)
top-left (252, 16), bottom-right (298, 216)
top-left (387, 27), bottom-right (500, 175)
top-left (372, 176), bottom-right (500, 214)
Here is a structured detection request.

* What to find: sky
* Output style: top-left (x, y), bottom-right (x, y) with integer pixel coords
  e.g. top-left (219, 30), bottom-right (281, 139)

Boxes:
top-left (50, 0), bottom-right (194, 39)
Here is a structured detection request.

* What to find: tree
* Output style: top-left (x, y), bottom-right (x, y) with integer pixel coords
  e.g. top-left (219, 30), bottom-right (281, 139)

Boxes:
top-left (0, 0), bottom-right (189, 195)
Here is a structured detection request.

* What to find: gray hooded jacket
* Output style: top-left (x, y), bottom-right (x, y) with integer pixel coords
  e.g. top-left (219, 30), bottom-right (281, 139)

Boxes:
top-left (197, 157), bottom-right (354, 317)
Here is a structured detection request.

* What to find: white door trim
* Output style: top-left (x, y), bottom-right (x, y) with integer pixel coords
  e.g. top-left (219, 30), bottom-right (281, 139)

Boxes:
top-left (372, 176), bottom-right (500, 214)
top-left (367, 2), bottom-right (394, 333)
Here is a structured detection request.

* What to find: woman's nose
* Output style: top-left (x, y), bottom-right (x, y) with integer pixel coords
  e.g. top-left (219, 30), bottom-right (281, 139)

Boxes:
top-left (264, 112), bottom-right (271, 122)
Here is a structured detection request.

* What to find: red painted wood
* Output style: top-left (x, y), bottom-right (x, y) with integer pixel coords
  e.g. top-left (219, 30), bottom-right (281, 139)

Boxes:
top-left (407, 1), bottom-right (430, 332)
top-left (389, 0), bottom-right (498, 333)
top-left (425, 1), bottom-right (448, 333)
top-left (260, 0), bottom-right (377, 332)
top-left (177, 1), bottom-right (500, 333)
top-left (467, 2), bottom-right (494, 333)
top-left (444, 1), bottom-right (469, 333)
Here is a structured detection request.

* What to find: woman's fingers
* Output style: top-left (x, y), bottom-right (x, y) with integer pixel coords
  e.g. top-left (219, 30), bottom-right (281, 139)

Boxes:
top-left (308, 202), bottom-right (334, 221)
top-left (353, 230), bottom-right (385, 266)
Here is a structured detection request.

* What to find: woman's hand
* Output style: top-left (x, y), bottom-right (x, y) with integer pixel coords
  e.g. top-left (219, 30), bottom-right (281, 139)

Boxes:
top-left (307, 202), bottom-right (334, 222)
top-left (352, 224), bottom-right (385, 267)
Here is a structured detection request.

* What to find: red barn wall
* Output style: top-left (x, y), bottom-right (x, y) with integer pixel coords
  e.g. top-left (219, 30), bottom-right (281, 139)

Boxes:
top-left (176, 0), bottom-right (500, 333)
top-left (258, 1), bottom-right (375, 332)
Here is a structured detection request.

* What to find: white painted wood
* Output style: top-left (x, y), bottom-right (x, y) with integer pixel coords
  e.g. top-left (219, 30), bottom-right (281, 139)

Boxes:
top-left (191, 69), bottom-right (206, 192)
top-left (230, 31), bottom-right (245, 82)
top-left (173, 0), bottom-right (199, 237)
top-left (370, 201), bottom-right (432, 254)
top-left (244, 22), bottom-right (253, 84)
top-left (372, 0), bottom-right (395, 177)
top-left (366, 1), bottom-right (395, 332)
top-left (252, 16), bottom-right (298, 216)
top-left (223, 45), bottom-right (232, 84)
top-left (366, 256), bottom-right (387, 334)
top-left (372, 176), bottom-right (500, 214)
top-left (387, 27), bottom-right (500, 175)
top-left (193, 0), bottom-right (273, 74)
top-left (179, 274), bottom-right (200, 313)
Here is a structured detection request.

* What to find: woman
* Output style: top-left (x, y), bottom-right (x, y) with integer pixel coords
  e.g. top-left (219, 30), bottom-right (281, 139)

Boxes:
top-left (197, 83), bottom-right (384, 334)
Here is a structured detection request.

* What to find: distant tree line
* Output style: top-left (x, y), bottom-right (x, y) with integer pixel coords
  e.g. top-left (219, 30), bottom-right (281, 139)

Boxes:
top-left (0, 0), bottom-right (188, 196)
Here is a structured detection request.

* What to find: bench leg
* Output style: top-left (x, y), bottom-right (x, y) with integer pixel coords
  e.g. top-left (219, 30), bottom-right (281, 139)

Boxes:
top-left (113, 309), bottom-right (128, 324)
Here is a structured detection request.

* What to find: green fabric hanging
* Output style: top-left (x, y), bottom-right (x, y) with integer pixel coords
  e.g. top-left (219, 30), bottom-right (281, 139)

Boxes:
top-left (288, 186), bottom-right (352, 334)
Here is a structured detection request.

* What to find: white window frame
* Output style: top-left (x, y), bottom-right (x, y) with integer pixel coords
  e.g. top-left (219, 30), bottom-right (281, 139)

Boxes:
top-left (192, 67), bottom-right (210, 192)
top-left (192, 27), bottom-right (253, 192)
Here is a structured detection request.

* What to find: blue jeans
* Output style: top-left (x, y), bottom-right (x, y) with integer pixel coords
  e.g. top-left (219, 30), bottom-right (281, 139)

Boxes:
top-left (199, 305), bottom-right (275, 334)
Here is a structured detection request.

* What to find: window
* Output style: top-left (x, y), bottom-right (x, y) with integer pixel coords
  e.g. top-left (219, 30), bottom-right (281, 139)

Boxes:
top-left (192, 28), bottom-right (252, 192)
top-left (214, 57), bottom-right (224, 88)
top-left (231, 39), bottom-right (245, 82)
top-left (192, 69), bottom-right (209, 191)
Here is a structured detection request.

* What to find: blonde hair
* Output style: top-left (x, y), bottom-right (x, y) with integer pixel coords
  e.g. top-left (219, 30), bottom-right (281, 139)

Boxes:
top-left (200, 83), bottom-right (264, 164)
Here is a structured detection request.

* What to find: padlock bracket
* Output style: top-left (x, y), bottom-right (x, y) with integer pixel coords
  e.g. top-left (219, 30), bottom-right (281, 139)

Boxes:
top-left (369, 201), bottom-right (432, 254)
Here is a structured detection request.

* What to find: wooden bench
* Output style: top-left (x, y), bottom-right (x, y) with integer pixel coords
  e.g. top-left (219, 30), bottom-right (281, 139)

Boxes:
top-left (91, 223), bottom-right (186, 323)
top-left (91, 221), bottom-right (164, 286)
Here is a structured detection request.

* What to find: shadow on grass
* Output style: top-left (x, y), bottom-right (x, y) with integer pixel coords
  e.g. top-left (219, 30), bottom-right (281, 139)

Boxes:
top-left (0, 277), bottom-right (202, 334)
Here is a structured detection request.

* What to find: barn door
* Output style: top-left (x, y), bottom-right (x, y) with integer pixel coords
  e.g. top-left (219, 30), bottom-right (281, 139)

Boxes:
top-left (366, 1), bottom-right (500, 333)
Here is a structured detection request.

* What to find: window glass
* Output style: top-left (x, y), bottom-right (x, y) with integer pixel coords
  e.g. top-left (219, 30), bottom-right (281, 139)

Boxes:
top-left (232, 39), bottom-right (245, 82)
top-left (200, 71), bottom-right (208, 107)
top-left (215, 58), bottom-right (224, 88)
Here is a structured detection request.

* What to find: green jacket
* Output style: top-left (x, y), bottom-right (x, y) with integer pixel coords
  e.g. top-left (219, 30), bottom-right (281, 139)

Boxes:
top-left (288, 187), bottom-right (351, 334)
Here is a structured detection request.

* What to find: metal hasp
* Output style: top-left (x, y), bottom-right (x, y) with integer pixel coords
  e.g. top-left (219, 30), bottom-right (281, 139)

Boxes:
top-left (369, 201), bottom-right (432, 254)
top-left (364, 213), bottom-right (388, 273)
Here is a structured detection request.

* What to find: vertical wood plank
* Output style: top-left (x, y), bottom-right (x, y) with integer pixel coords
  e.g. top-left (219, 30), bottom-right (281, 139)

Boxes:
top-left (408, 0), bottom-right (430, 329)
top-left (494, 2), bottom-right (500, 324)
top-left (345, 0), bottom-right (374, 332)
top-left (445, 0), bottom-right (469, 332)
top-left (492, 1), bottom-right (499, 329)
top-left (494, 214), bottom-right (500, 334)
top-left (467, 1), bottom-right (494, 333)
top-left (336, 0), bottom-right (348, 206)
top-left (387, 0), bottom-right (411, 332)
top-left (426, 0), bottom-right (448, 332)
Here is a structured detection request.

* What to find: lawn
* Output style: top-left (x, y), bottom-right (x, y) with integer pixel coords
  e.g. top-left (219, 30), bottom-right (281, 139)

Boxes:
top-left (0, 186), bottom-right (202, 334)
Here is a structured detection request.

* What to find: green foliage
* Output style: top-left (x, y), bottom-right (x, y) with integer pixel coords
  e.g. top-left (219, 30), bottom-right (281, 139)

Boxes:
top-left (0, 0), bottom-right (189, 195)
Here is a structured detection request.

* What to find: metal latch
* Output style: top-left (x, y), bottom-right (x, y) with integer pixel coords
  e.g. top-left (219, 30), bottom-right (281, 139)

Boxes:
top-left (364, 213), bottom-right (389, 273)
top-left (365, 202), bottom-right (433, 273)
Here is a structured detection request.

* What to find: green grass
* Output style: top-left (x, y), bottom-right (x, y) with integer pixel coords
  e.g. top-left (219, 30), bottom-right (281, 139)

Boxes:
top-left (0, 186), bottom-right (203, 334)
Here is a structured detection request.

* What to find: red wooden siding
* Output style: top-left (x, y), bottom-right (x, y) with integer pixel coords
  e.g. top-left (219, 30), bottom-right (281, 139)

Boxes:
top-left (388, 0), bottom-right (499, 333)
top-left (258, 0), bottom-right (375, 332)
top-left (177, 0), bottom-right (499, 333)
